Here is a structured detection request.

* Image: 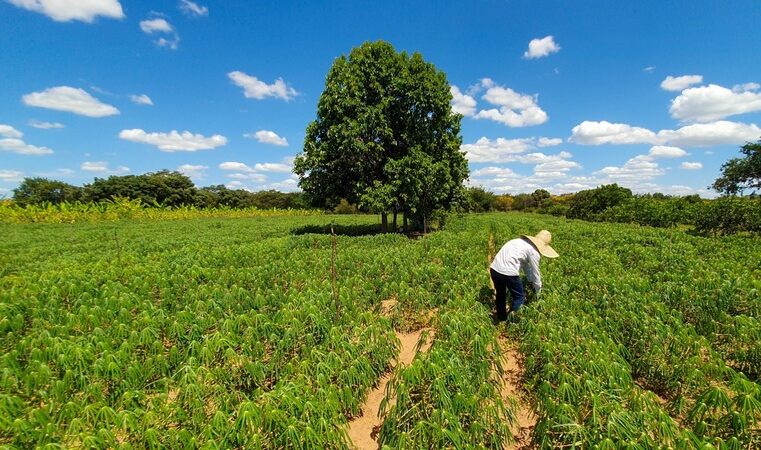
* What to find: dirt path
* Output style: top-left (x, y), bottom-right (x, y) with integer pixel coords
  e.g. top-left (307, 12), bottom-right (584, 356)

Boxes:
top-left (347, 318), bottom-right (434, 450)
top-left (498, 336), bottom-right (537, 449)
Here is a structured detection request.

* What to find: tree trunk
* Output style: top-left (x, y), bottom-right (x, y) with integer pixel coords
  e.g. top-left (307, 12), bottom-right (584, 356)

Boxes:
top-left (393, 210), bottom-right (398, 231)
top-left (381, 212), bottom-right (388, 231)
top-left (403, 212), bottom-right (409, 232)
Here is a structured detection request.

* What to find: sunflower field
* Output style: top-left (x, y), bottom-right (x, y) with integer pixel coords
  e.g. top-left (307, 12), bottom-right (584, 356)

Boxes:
top-left (1, 212), bottom-right (759, 449)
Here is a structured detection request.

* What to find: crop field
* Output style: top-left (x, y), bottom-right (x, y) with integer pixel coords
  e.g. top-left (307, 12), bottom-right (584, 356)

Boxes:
top-left (1, 212), bottom-right (760, 449)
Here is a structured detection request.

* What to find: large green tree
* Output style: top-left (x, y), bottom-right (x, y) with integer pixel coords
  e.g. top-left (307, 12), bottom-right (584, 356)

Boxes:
top-left (294, 40), bottom-right (467, 230)
top-left (83, 170), bottom-right (196, 206)
top-left (12, 177), bottom-right (82, 206)
top-left (712, 139), bottom-right (761, 195)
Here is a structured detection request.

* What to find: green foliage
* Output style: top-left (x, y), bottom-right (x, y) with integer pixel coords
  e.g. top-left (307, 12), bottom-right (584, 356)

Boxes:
top-left (333, 199), bottom-right (359, 214)
top-left (464, 187), bottom-right (496, 213)
top-left (83, 170), bottom-right (197, 207)
top-left (295, 40), bottom-right (467, 230)
top-left (12, 177), bottom-right (82, 206)
top-left (693, 197), bottom-right (761, 235)
top-left (567, 183), bottom-right (634, 220)
top-left (712, 139), bottom-right (761, 195)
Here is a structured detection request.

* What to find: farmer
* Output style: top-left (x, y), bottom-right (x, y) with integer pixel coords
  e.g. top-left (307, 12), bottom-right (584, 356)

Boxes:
top-left (489, 230), bottom-right (558, 321)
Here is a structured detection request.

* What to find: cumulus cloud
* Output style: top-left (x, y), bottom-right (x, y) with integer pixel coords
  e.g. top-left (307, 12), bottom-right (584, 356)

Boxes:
top-left (648, 145), bottom-right (687, 158)
top-left (177, 164), bottom-right (208, 179)
top-left (22, 86), bottom-right (119, 117)
top-left (254, 163), bottom-right (292, 173)
top-left (0, 125), bottom-right (23, 139)
top-left (130, 94), bottom-right (154, 106)
top-left (680, 162), bottom-right (703, 170)
top-left (179, 0), bottom-right (208, 16)
top-left (523, 35), bottom-right (560, 59)
top-left (537, 137), bottom-right (562, 147)
top-left (28, 120), bottom-right (64, 129)
top-left (228, 71), bottom-right (298, 101)
top-left (660, 75), bottom-right (703, 92)
top-left (7, 0), bottom-right (124, 22)
top-left (471, 79), bottom-right (547, 127)
top-left (570, 120), bottom-right (659, 145)
top-left (0, 126), bottom-right (53, 155)
top-left (80, 161), bottom-right (129, 174)
top-left (461, 137), bottom-right (535, 163)
top-left (118, 129), bottom-right (227, 152)
top-left (596, 155), bottom-right (664, 180)
top-left (140, 18), bottom-right (173, 33)
top-left (657, 121), bottom-right (761, 147)
top-left (669, 83), bottom-right (761, 122)
top-left (219, 161), bottom-right (253, 172)
top-left (140, 16), bottom-right (180, 49)
top-left (450, 85), bottom-right (477, 116)
top-left (0, 170), bottom-right (24, 182)
top-left (245, 130), bottom-right (288, 146)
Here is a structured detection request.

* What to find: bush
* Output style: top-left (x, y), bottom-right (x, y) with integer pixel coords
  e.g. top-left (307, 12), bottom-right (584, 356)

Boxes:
top-left (693, 197), bottom-right (761, 235)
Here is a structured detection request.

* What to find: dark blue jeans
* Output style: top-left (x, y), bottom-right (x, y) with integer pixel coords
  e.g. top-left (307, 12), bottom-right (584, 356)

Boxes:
top-left (490, 268), bottom-right (525, 320)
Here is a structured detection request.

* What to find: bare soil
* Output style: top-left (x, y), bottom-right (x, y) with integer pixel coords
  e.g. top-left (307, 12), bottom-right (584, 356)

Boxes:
top-left (347, 326), bottom-right (434, 450)
top-left (498, 336), bottom-right (537, 450)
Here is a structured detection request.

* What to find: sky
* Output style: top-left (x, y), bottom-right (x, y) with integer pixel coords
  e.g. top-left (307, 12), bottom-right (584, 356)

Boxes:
top-left (2, 0), bottom-right (761, 199)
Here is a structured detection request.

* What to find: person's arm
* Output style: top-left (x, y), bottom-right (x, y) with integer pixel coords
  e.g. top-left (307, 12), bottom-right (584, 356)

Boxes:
top-left (524, 248), bottom-right (542, 292)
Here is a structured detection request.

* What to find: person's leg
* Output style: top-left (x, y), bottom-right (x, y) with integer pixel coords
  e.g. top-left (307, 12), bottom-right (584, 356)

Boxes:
top-left (490, 269), bottom-right (508, 320)
top-left (505, 276), bottom-right (526, 312)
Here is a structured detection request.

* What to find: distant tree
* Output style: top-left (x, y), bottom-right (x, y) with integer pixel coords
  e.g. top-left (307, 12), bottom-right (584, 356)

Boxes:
top-left (83, 171), bottom-right (196, 206)
top-left (567, 183), bottom-right (633, 220)
top-left (464, 187), bottom-right (496, 212)
top-left (12, 177), bottom-right (82, 206)
top-left (531, 189), bottom-right (552, 208)
top-left (493, 194), bottom-right (514, 211)
top-left (295, 40), bottom-right (467, 230)
top-left (712, 139), bottom-right (761, 195)
top-left (511, 193), bottom-right (536, 210)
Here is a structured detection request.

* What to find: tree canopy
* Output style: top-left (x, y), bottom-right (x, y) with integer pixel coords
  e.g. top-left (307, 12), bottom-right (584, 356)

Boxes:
top-left (12, 178), bottom-right (82, 206)
top-left (294, 40), bottom-right (467, 230)
top-left (712, 139), bottom-right (761, 195)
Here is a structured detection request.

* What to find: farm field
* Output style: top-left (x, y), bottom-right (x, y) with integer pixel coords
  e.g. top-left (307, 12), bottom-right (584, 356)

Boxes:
top-left (1, 212), bottom-right (760, 449)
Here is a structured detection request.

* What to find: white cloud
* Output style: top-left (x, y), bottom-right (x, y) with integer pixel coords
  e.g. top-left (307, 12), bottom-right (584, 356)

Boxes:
top-left (0, 125), bottom-right (23, 139)
top-left (461, 137), bottom-right (535, 163)
top-left (0, 170), bottom-right (24, 182)
top-left (472, 79), bottom-right (548, 127)
top-left (450, 85), bottom-right (477, 116)
top-left (130, 94), bottom-right (154, 106)
top-left (660, 75), bottom-right (703, 92)
top-left (596, 155), bottom-right (664, 180)
top-left (254, 163), bottom-right (292, 173)
top-left (657, 121), bottom-right (761, 147)
top-left (643, 66), bottom-right (656, 73)
top-left (570, 120), bottom-right (659, 145)
top-left (7, 0), bottom-right (124, 22)
top-left (28, 120), bottom-right (64, 129)
top-left (22, 86), bottom-right (119, 117)
top-left (523, 35), bottom-right (560, 59)
top-left (680, 162), bottom-right (703, 170)
top-left (177, 164), bottom-right (208, 179)
top-left (0, 138), bottom-right (53, 155)
top-left (471, 167), bottom-right (518, 177)
top-left (648, 145), bottom-right (686, 158)
top-left (119, 129), bottom-right (227, 152)
top-left (156, 35), bottom-right (180, 50)
top-left (179, 0), bottom-right (208, 16)
top-left (227, 173), bottom-right (268, 183)
top-left (228, 71), bottom-right (298, 101)
top-left (733, 83), bottom-right (760, 93)
top-left (219, 161), bottom-right (253, 172)
top-left (80, 161), bottom-right (129, 174)
top-left (140, 18), bottom-right (173, 33)
top-left (669, 84), bottom-right (761, 122)
top-left (245, 130), bottom-right (288, 146)
top-left (537, 137), bottom-right (562, 147)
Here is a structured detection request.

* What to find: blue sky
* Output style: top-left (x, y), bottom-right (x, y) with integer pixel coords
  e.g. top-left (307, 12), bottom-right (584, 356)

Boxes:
top-left (2, 0), bottom-right (761, 198)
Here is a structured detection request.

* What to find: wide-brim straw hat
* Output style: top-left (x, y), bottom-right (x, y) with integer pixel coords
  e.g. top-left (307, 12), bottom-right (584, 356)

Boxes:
top-left (522, 230), bottom-right (559, 258)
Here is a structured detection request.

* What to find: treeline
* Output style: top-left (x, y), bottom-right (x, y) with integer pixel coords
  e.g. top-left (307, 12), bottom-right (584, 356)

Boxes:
top-left (11, 171), bottom-right (308, 210)
top-left (463, 184), bottom-right (761, 235)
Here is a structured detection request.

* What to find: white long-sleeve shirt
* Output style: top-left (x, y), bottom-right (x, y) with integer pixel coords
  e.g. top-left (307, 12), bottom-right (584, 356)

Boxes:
top-left (490, 238), bottom-right (542, 291)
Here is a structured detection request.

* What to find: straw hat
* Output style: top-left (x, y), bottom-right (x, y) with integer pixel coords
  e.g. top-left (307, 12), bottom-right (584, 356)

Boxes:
top-left (522, 230), bottom-right (559, 258)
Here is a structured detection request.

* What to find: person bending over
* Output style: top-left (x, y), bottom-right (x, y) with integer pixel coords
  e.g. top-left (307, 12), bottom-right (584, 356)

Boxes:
top-left (489, 230), bottom-right (558, 321)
